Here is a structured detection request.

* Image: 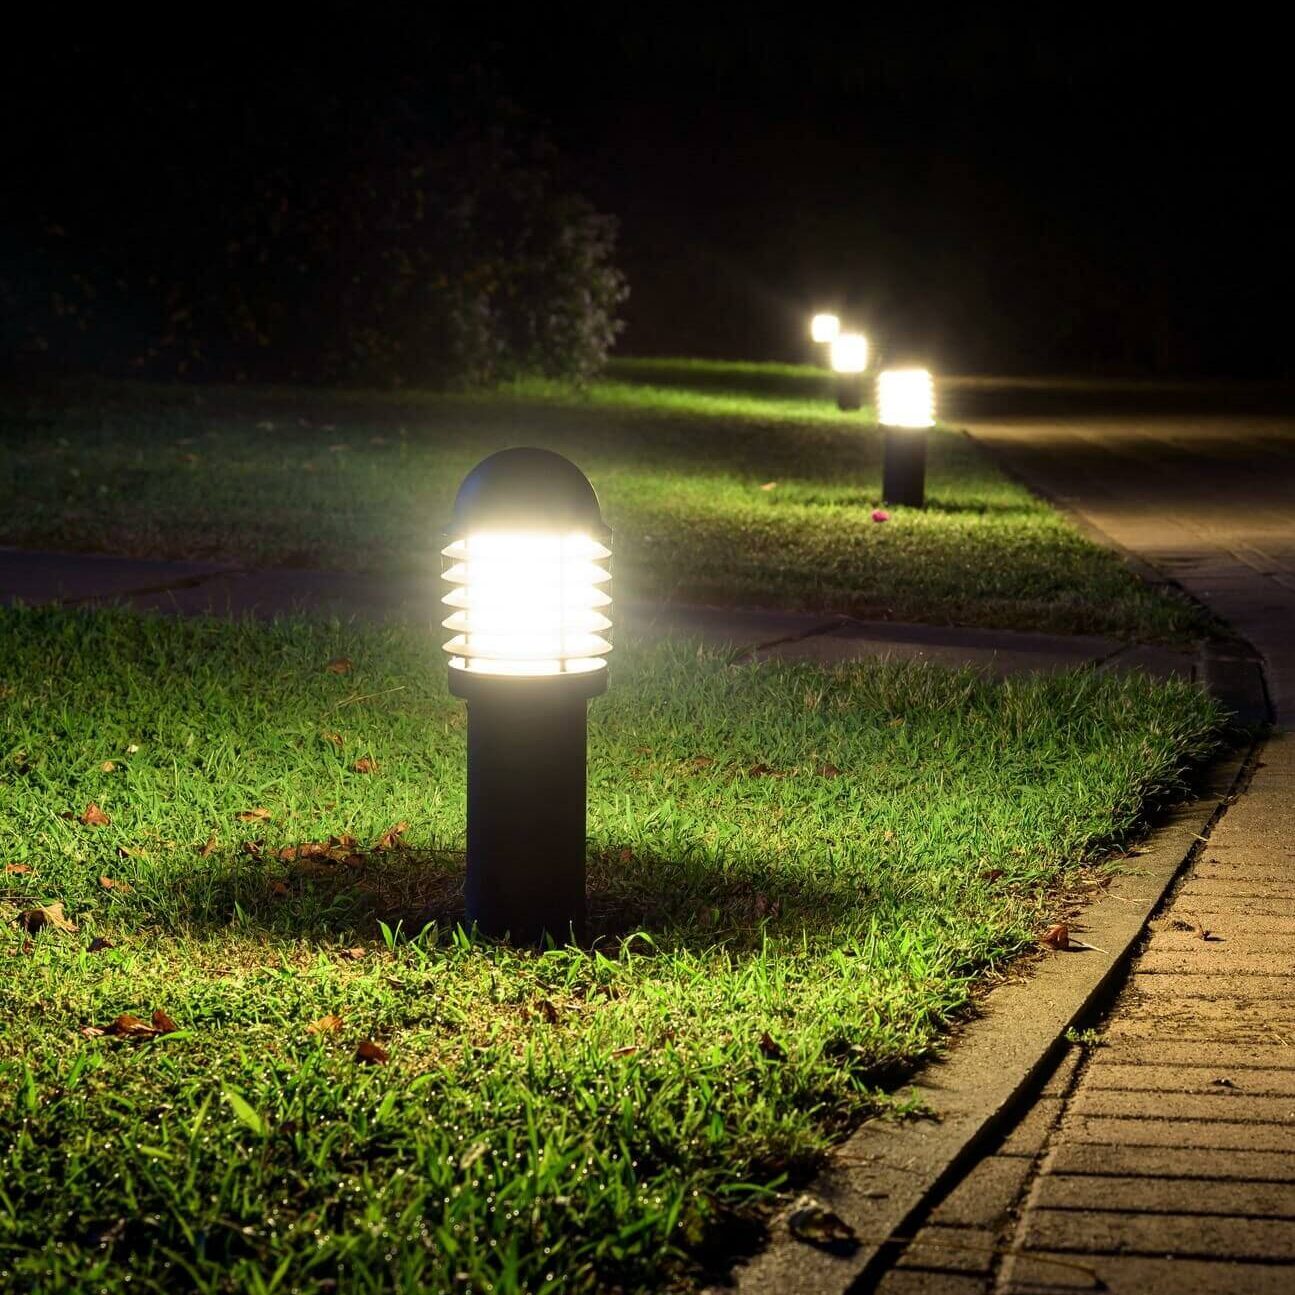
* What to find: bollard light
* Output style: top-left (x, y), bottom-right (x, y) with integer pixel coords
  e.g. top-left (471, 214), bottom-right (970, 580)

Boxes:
top-left (878, 368), bottom-right (935, 508)
top-left (810, 312), bottom-right (841, 344)
top-left (442, 447), bottom-right (611, 943)
top-left (830, 332), bottom-right (869, 411)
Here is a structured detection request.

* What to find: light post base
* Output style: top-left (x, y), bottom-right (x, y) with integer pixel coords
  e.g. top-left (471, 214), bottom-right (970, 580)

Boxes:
top-left (450, 668), bottom-right (603, 944)
top-left (882, 428), bottom-right (927, 508)
top-left (836, 374), bottom-right (864, 411)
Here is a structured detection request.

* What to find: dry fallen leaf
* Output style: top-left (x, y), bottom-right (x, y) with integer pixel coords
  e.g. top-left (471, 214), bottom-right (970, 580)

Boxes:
top-left (610, 1045), bottom-right (639, 1059)
top-left (198, 833), bottom-right (218, 857)
top-left (18, 902), bottom-right (78, 934)
top-left (80, 803), bottom-right (111, 827)
top-left (100, 760), bottom-right (117, 773)
top-left (308, 1013), bottom-right (344, 1035)
top-left (788, 1196), bottom-right (860, 1254)
top-left (759, 481), bottom-right (778, 490)
top-left (338, 947), bottom-right (367, 961)
top-left (80, 1025), bottom-right (105, 1039)
top-left (269, 880), bottom-right (290, 898)
top-left (758, 1031), bottom-right (787, 1061)
top-left (236, 808), bottom-right (272, 823)
top-left (326, 657), bottom-right (353, 675)
top-left (4, 863), bottom-right (32, 875)
top-left (329, 833), bottom-right (358, 850)
top-left (355, 1040), bottom-right (388, 1064)
top-left (746, 763), bottom-right (785, 778)
top-left (373, 822), bottom-right (409, 851)
top-left (322, 731), bottom-right (345, 748)
top-left (533, 999), bottom-right (560, 1025)
top-left (88, 937), bottom-right (114, 953)
top-left (1041, 922), bottom-right (1070, 950)
top-left (241, 840), bottom-right (264, 859)
top-left (151, 1009), bottom-right (178, 1035)
top-left (99, 876), bottom-right (133, 893)
top-left (352, 757), bottom-right (379, 774)
top-left (104, 1013), bottom-right (159, 1039)
top-left (981, 868), bottom-right (1005, 884)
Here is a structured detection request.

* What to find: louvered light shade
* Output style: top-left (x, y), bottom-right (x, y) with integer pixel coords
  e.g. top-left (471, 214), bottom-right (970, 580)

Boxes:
top-left (443, 532), bottom-right (612, 677)
top-left (877, 368), bottom-right (935, 429)
top-left (441, 448), bottom-right (611, 681)
top-left (830, 332), bottom-right (869, 374)
top-left (811, 312), bottom-right (841, 343)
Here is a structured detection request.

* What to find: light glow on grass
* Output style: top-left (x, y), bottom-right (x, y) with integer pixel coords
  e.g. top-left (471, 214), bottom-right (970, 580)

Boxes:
top-left (0, 606), bottom-right (1222, 1292)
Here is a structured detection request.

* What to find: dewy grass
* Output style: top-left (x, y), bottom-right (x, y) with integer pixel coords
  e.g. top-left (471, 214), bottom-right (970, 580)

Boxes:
top-left (0, 360), bottom-right (1206, 641)
top-left (0, 606), bottom-right (1222, 1292)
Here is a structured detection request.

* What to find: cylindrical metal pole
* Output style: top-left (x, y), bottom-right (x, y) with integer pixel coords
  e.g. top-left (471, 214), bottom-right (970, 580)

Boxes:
top-left (463, 686), bottom-right (589, 943)
top-left (837, 374), bottom-right (864, 411)
top-left (882, 427), bottom-right (928, 507)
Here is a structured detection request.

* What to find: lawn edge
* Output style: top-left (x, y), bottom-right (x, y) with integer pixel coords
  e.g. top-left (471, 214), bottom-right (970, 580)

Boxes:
top-left (718, 737), bottom-right (1257, 1295)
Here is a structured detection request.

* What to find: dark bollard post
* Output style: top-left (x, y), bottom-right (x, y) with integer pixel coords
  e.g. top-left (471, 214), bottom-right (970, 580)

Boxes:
top-left (830, 332), bottom-right (869, 411)
top-left (441, 448), bottom-right (611, 944)
top-left (878, 368), bottom-right (935, 510)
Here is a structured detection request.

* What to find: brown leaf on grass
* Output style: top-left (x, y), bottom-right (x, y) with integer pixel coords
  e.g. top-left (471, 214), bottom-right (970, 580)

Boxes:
top-left (151, 1009), bottom-right (178, 1035)
top-left (80, 1025), bottom-right (105, 1039)
top-left (322, 731), bottom-right (345, 748)
top-left (533, 998), bottom-right (560, 1025)
top-left (1040, 922), bottom-right (1070, 950)
top-left (88, 937), bottom-right (114, 953)
top-left (759, 481), bottom-right (778, 490)
top-left (198, 833), bottom-right (218, 857)
top-left (100, 760), bottom-right (117, 773)
top-left (308, 1013), bottom-right (344, 1035)
top-left (355, 1040), bottom-right (388, 1064)
top-left (981, 868), bottom-right (1005, 884)
top-left (352, 757), bottom-right (379, 774)
top-left (80, 803), bottom-right (111, 827)
top-left (341, 853), bottom-right (365, 870)
top-left (236, 808), bottom-right (272, 823)
top-left (746, 763), bottom-right (786, 779)
top-left (329, 833), bottom-right (358, 850)
top-left (337, 947), bottom-right (367, 961)
top-left (104, 1013), bottom-right (159, 1039)
top-left (269, 880), bottom-right (290, 898)
top-left (4, 863), bottom-right (32, 875)
top-left (758, 1031), bottom-right (787, 1061)
top-left (788, 1196), bottom-right (860, 1254)
top-left (241, 840), bottom-right (264, 859)
top-left (99, 876), bottom-right (133, 893)
top-left (610, 1045), bottom-right (639, 1059)
top-left (373, 822), bottom-right (409, 851)
top-left (18, 902), bottom-right (77, 934)
top-left (325, 657), bottom-right (353, 675)
top-left (816, 763), bottom-right (842, 778)
top-left (689, 756), bottom-right (715, 769)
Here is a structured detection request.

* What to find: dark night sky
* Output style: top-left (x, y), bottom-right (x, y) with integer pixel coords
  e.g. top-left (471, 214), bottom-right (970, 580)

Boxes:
top-left (6, 9), bottom-right (1291, 377)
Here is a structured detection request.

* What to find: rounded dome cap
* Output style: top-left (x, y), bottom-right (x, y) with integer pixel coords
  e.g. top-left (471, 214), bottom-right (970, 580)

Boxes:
top-left (450, 447), bottom-right (606, 535)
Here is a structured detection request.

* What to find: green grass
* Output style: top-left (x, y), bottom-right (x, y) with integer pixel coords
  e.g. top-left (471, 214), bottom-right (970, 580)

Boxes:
top-left (0, 606), bottom-right (1223, 1292)
top-left (0, 359), bottom-right (1206, 640)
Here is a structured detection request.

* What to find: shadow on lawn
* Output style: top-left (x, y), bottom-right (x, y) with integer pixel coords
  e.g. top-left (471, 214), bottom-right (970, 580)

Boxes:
top-left (147, 841), bottom-right (862, 954)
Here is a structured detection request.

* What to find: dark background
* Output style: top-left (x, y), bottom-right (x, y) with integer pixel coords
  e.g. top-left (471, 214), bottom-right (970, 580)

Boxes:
top-left (5, 9), bottom-right (1290, 378)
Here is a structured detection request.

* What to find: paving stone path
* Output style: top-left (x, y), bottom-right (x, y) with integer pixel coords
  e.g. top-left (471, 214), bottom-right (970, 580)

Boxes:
top-left (874, 398), bottom-right (1295, 1292)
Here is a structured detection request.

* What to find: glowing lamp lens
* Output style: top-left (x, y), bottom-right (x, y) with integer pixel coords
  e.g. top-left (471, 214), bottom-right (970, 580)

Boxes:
top-left (877, 368), bottom-right (935, 429)
top-left (830, 332), bottom-right (868, 374)
top-left (442, 532), bottom-right (612, 677)
top-left (811, 313), bottom-right (841, 344)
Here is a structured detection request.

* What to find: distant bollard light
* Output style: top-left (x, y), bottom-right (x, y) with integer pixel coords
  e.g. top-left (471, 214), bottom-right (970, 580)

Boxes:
top-left (830, 332), bottom-right (869, 411)
top-left (442, 447), bottom-right (611, 943)
top-left (810, 312), bottom-right (841, 344)
top-left (878, 368), bottom-right (935, 508)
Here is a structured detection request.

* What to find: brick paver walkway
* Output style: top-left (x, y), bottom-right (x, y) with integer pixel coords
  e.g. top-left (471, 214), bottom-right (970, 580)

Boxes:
top-left (872, 400), bottom-right (1295, 1291)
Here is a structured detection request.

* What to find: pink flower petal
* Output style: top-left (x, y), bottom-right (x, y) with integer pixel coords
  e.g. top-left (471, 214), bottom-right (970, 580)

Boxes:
top-left (871, 509), bottom-right (890, 523)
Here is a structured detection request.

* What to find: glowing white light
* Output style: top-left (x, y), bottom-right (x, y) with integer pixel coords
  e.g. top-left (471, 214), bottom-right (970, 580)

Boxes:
top-left (442, 532), bottom-right (612, 677)
top-left (811, 313), bottom-right (841, 344)
top-left (830, 332), bottom-right (868, 374)
top-left (876, 368), bottom-right (935, 429)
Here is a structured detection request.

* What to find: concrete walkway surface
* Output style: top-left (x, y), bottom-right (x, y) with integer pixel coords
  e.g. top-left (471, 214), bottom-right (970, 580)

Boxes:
top-left (0, 545), bottom-right (1198, 682)
top-left (863, 395), bottom-right (1295, 1292)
